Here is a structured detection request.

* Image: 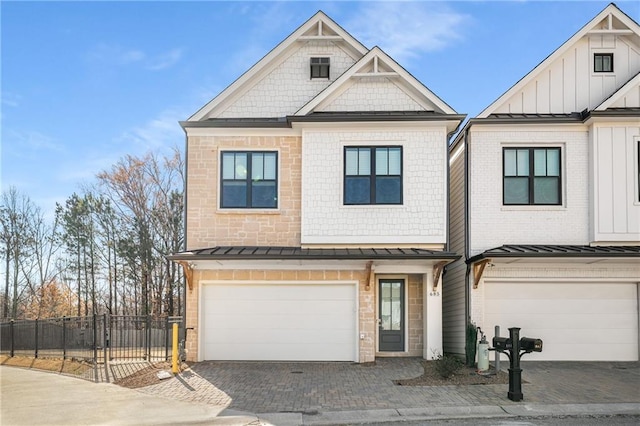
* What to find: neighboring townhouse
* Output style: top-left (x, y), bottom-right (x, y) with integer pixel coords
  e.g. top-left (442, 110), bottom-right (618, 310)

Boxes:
top-left (169, 12), bottom-right (464, 362)
top-left (444, 3), bottom-right (640, 361)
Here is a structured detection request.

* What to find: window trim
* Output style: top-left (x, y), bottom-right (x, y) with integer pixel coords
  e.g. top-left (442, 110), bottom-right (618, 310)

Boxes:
top-left (502, 147), bottom-right (562, 206)
top-left (343, 145), bottom-right (403, 206)
top-left (310, 57), bottom-right (330, 79)
top-left (219, 150), bottom-right (278, 209)
top-left (594, 53), bottom-right (614, 73)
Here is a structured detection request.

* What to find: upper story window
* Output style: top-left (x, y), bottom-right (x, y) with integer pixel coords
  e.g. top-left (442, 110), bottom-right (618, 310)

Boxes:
top-left (503, 147), bottom-right (561, 205)
top-left (221, 151), bottom-right (277, 209)
top-left (344, 146), bottom-right (402, 205)
top-left (310, 57), bottom-right (330, 79)
top-left (594, 53), bottom-right (614, 72)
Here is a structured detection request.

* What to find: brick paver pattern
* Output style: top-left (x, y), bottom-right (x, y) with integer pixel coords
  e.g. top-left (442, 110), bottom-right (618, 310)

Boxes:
top-left (139, 358), bottom-right (640, 414)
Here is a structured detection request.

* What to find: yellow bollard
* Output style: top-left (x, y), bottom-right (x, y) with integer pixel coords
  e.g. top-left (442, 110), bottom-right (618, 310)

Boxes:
top-left (172, 322), bottom-right (179, 374)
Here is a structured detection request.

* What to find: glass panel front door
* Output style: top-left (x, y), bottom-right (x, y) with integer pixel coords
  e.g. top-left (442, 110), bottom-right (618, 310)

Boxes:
top-left (378, 279), bottom-right (405, 352)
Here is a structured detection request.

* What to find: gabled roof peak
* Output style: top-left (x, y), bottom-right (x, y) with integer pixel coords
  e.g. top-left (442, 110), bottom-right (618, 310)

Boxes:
top-left (188, 10), bottom-right (369, 122)
top-left (477, 2), bottom-right (640, 118)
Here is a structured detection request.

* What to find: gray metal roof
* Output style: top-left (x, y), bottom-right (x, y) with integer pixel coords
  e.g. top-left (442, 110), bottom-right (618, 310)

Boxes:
top-left (169, 246), bottom-right (460, 261)
top-left (467, 244), bottom-right (640, 264)
top-left (181, 111), bottom-right (465, 129)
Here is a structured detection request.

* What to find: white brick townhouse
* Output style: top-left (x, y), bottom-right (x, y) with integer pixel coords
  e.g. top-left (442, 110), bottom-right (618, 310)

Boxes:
top-left (444, 3), bottom-right (640, 361)
top-left (170, 11), bottom-right (464, 362)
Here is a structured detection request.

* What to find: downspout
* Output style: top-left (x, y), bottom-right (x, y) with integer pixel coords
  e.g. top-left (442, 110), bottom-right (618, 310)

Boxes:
top-left (181, 124), bottom-right (189, 321)
top-left (463, 125), bottom-right (472, 328)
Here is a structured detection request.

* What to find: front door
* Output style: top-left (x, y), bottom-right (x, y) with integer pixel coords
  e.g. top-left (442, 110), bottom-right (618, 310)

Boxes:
top-left (378, 279), bottom-right (405, 352)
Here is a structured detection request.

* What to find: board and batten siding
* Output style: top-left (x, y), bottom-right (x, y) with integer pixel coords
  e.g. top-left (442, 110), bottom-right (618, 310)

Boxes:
top-left (443, 142), bottom-right (467, 356)
top-left (591, 123), bottom-right (640, 242)
top-left (495, 36), bottom-right (640, 115)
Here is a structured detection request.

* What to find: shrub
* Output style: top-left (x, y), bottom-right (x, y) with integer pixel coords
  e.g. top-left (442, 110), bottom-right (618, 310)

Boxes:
top-left (465, 320), bottom-right (478, 367)
top-left (433, 353), bottom-right (464, 379)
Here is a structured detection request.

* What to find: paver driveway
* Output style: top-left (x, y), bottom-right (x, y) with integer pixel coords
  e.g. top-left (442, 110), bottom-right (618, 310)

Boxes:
top-left (139, 358), bottom-right (640, 414)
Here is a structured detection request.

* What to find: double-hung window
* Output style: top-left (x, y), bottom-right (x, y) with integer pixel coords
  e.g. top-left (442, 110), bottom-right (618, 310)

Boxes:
top-left (344, 146), bottom-right (402, 205)
top-left (221, 151), bottom-right (277, 208)
top-left (503, 147), bottom-right (561, 205)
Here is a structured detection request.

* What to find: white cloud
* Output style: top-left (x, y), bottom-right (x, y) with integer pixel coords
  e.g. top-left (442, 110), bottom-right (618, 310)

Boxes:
top-left (88, 44), bottom-right (183, 71)
top-left (346, 2), bottom-right (470, 63)
top-left (116, 108), bottom-right (186, 152)
top-left (147, 48), bottom-right (183, 71)
top-left (1, 92), bottom-right (22, 108)
top-left (4, 129), bottom-right (64, 156)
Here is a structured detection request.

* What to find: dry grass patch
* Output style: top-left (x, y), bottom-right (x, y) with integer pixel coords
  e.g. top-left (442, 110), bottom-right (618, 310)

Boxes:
top-left (0, 355), bottom-right (92, 376)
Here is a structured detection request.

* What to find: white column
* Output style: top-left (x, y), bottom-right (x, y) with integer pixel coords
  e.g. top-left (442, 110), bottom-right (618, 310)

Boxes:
top-left (423, 271), bottom-right (443, 359)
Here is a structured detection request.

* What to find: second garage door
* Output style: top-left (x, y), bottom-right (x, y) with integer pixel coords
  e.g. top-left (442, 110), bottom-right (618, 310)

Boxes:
top-left (200, 282), bottom-right (358, 361)
top-left (484, 281), bottom-right (638, 361)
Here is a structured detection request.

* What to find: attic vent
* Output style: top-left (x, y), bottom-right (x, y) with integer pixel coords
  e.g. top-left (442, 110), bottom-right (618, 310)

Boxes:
top-left (310, 57), bottom-right (330, 79)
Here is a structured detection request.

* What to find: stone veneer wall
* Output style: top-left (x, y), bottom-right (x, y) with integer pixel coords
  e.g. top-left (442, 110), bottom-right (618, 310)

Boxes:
top-left (186, 135), bottom-right (302, 248)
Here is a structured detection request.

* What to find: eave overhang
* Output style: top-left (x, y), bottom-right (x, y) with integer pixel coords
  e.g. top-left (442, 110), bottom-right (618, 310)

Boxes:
top-left (169, 246), bottom-right (460, 262)
top-left (180, 112), bottom-right (466, 130)
top-left (467, 244), bottom-right (640, 265)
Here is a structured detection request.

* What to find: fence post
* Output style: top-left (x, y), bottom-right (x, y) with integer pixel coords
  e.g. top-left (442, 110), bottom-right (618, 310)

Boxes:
top-left (146, 315), bottom-right (151, 361)
top-left (165, 316), bottom-right (169, 361)
top-left (102, 314), bottom-right (109, 383)
top-left (92, 314), bottom-right (98, 364)
top-left (34, 318), bottom-right (39, 359)
top-left (10, 319), bottom-right (14, 357)
top-left (62, 317), bottom-right (67, 360)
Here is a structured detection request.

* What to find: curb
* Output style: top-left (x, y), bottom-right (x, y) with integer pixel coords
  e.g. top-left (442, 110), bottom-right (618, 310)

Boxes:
top-left (246, 403), bottom-right (640, 426)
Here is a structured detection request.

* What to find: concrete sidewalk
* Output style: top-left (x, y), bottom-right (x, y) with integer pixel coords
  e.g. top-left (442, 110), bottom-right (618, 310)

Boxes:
top-left (2, 360), bottom-right (639, 426)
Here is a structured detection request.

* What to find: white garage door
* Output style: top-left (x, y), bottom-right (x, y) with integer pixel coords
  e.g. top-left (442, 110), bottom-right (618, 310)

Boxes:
top-left (484, 281), bottom-right (638, 361)
top-left (201, 282), bottom-right (357, 361)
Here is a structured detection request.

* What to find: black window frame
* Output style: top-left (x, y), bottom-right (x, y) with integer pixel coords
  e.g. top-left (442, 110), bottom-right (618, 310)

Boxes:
top-left (343, 146), bottom-right (403, 205)
top-left (502, 147), bottom-right (562, 206)
top-left (220, 151), bottom-right (278, 209)
top-left (310, 57), bottom-right (330, 79)
top-left (594, 53), bottom-right (614, 73)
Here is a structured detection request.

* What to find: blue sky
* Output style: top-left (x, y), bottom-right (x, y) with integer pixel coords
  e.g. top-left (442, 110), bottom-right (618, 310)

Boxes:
top-left (2, 1), bottom-right (639, 215)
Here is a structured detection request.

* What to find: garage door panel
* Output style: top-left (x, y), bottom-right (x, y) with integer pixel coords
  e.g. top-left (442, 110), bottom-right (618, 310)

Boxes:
top-left (208, 328), bottom-right (354, 345)
top-left (484, 281), bottom-right (638, 361)
top-left (206, 299), bottom-right (354, 316)
top-left (485, 283), bottom-right (635, 299)
top-left (201, 282), bottom-right (357, 361)
top-left (486, 299), bottom-right (637, 315)
top-left (204, 342), bottom-right (354, 361)
top-left (209, 284), bottom-right (355, 301)
top-left (204, 312), bottom-right (353, 331)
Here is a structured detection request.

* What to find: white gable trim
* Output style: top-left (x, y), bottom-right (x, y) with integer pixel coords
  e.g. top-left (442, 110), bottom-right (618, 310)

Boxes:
top-left (295, 46), bottom-right (457, 115)
top-left (595, 71), bottom-right (640, 110)
top-left (477, 3), bottom-right (640, 118)
top-left (188, 11), bottom-right (368, 121)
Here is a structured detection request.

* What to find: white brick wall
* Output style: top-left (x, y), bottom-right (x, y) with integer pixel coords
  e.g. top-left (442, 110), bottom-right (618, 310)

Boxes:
top-left (320, 77), bottom-right (423, 112)
top-left (469, 127), bottom-right (590, 255)
top-left (219, 41), bottom-right (357, 118)
top-left (301, 128), bottom-right (448, 245)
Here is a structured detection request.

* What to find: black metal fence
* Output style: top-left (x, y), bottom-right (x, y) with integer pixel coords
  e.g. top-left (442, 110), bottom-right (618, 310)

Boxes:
top-left (0, 314), bottom-right (180, 366)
